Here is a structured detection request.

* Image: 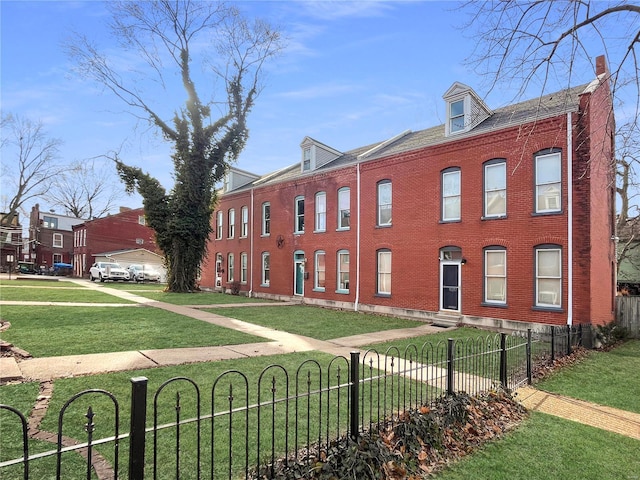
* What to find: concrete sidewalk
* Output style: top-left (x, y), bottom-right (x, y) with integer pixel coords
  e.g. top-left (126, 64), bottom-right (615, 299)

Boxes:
top-left (515, 386), bottom-right (640, 440)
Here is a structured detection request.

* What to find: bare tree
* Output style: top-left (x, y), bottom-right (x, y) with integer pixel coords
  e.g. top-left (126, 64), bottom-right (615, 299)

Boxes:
top-left (44, 158), bottom-right (124, 219)
top-left (0, 114), bottom-right (64, 224)
top-left (67, 1), bottom-right (284, 292)
top-left (616, 121), bottom-right (640, 274)
top-left (464, 1), bottom-right (640, 114)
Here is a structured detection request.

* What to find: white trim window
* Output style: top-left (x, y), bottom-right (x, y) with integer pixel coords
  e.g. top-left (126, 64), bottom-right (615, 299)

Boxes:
top-left (262, 203), bottom-right (270, 236)
top-left (216, 211), bottom-right (223, 239)
top-left (315, 192), bottom-right (326, 232)
top-left (228, 209), bottom-right (235, 239)
top-left (337, 250), bottom-right (350, 292)
top-left (138, 215), bottom-right (146, 226)
top-left (535, 152), bottom-right (561, 213)
top-left (536, 246), bottom-right (561, 307)
top-left (449, 99), bottom-right (465, 133)
top-left (240, 252), bottom-right (248, 283)
top-left (442, 168), bottom-right (461, 221)
top-left (53, 233), bottom-right (63, 248)
top-left (294, 196), bottom-right (305, 233)
top-left (484, 248), bottom-right (506, 304)
top-left (377, 180), bottom-right (392, 226)
top-left (261, 252), bottom-right (270, 286)
top-left (303, 147), bottom-right (311, 171)
top-left (241, 206), bottom-right (249, 237)
top-left (377, 249), bottom-right (391, 295)
top-left (338, 187), bottom-right (350, 230)
top-left (314, 250), bottom-right (326, 290)
top-left (53, 253), bottom-right (62, 264)
top-left (484, 161), bottom-right (506, 218)
top-left (227, 253), bottom-right (234, 282)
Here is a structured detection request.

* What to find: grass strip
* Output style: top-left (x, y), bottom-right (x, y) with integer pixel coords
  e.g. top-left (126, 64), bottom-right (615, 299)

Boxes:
top-left (0, 305), bottom-right (265, 357)
top-left (208, 305), bottom-right (422, 340)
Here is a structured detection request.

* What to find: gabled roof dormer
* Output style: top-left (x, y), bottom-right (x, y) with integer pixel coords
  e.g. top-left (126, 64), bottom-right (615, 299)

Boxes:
top-left (443, 82), bottom-right (492, 137)
top-left (223, 167), bottom-right (260, 193)
top-left (300, 136), bottom-right (342, 172)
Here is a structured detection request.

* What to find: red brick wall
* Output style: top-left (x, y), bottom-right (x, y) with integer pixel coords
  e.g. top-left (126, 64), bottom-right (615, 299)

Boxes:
top-left (203, 106), bottom-right (615, 327)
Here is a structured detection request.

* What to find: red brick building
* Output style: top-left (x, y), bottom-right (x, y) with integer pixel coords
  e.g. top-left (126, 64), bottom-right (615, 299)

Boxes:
top-left (202, 56), bottom-right (616, 330)
top-left (28, 204), bottom-right (85, 271)
top-left (72, 207), bottom-right (160, 277)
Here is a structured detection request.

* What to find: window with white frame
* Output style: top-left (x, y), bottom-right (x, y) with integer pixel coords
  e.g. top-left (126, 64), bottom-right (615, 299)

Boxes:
top-left (535, 151), bottom-right (561, 213)
top-left (240, 252), bottom-right (248, 283)
top-left (442, 168), bottom-right (461, 221)
top-left (53, 253), bottom-right (62, 264)
top-left (484, 160), bottom-right (506, 218)
top-left (536, 246), bottom-right (561, 307)
top-left (227, 253), bottom-right (234, 282)
top-left (262, 203), bottom-right (270, 236)
top-left (449, 99), bottom-right (465, 133)
top-left (241, 206), bottom-right (248, 237)
top-left (294, 196), bottom-right (305, 233)
top-left (337, 250), bottom-right (350, 292)
top-left (138, 215), bottom-right (146, 226)
top-left (377, 180), bottom-right (392, 226)
top-left (377, 249), bottom-right (391, 295)
top-left (53, 233), bottom-right (63, 248)
top-left (216, 211), bottom-right (223, 239)
top-left (315, 192), bottom-right (326, 232)
top-left (262, 252), bottom-right (270, 286)
top-left (338, 187), bottom-right (350, 229)
top-left (315, 250), bottom-right (326, 290)
top-left (228, 209), bottom-right (235, 238)
top-left (484, 248), bottom-right (506, 304)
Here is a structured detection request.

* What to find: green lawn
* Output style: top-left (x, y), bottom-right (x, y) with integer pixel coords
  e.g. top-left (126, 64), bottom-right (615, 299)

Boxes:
top-left (133, 290), bottom-right (270, 304)
top-left (0, 286), bottom-right (134, 303)
top-left (209, 305), bottom-right (423, 340)
top-left (535, 339), bottom-right (640, 413)
top-left (0, 305), bottom-right (266, 356)
top-left (434, 411), bottom-right (640, 480)
top-left (0, 279), bottom-right (77, 287)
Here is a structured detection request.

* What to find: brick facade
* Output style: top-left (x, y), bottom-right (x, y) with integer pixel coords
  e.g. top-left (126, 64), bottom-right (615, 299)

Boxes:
top-left (202, 58), bottom-right (615, 329)
top-left (72, 207), bottom-right (160, 277)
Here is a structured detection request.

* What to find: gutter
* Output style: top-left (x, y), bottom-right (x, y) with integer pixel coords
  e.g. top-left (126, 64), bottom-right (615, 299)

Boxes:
top-left (567, 112), bottom-right (573, 326)
top-left (355, 162), bottom-right (361, 311)
top-left (249, 188), bottom-right (254, 298)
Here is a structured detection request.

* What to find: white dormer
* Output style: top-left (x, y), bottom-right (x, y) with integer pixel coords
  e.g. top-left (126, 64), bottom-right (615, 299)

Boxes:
top-left (300, 137), bottom-right (342, 172)
top-left (443, 82), bottom-right (492, 136)
top-left (223, 167), bottom-right (260, 193)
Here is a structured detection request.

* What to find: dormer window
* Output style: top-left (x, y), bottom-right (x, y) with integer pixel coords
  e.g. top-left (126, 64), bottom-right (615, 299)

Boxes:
top-left (300, 137), bottom-right (342, 172)
top-left (449, 99), bottom-right (465, 133)
top-left (443, 82), bottom-right (492, 137)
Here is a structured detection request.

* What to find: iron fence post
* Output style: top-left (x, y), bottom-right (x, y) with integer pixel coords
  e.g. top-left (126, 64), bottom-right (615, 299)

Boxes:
top-left (499, 333), bottom-right (507, 389)
top-left (566, 325), bottom-right (571, 356)
top-left (129, 376), bottom-right (148, 480)
top-left (550, 326), bottom-right (556, 361)
top-left (578, 323), bottom-right (583, 346)
top-left (349, 352), bottom-right (360, 441)
top-left (447, 339), bottom-right (454, 395)
top-left (526, 329), bottom-right (532, 385)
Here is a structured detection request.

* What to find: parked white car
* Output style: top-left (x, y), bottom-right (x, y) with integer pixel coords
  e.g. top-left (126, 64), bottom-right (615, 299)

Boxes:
top-left (89, 262), bottom-right (130, 282)
top-left (127, 264), bottom-right (162, 283)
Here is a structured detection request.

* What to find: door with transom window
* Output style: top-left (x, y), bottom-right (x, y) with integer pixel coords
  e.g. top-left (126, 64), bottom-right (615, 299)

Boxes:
top-left (440, 247), bottom-right (462, 312)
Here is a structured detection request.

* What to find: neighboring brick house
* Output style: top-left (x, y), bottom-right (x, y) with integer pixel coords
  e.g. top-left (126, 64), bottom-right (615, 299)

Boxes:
top-left (72, 207), bottom-right (160, 277)
top-left (28, 204), bottom-right (85, 271)
top-left (202, 56), bottom-right (616, 330)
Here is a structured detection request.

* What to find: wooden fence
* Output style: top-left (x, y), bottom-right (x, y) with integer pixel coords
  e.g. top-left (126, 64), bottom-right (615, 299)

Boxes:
top-left (615, 296), bottom-right (640, 338)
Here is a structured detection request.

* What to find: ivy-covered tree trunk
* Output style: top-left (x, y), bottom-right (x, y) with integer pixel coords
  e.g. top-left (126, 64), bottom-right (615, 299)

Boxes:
top-left (71, 2), bottom-right (282, 292)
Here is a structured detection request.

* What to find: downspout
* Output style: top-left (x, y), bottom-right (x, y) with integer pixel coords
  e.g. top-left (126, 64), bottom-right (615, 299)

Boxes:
top-left (249, 188), bottom-right (254, 298)
top-left (355, 162), bottom-right (361, 311)
top-left (567, 112), bottom-right (573, 326)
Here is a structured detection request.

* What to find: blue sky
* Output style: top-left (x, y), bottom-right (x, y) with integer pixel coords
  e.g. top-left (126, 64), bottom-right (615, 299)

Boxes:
top-left (0, 1), bottom-right (624, 213)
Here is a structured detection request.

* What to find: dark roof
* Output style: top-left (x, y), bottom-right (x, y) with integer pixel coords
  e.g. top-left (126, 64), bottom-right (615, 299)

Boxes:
top-left (229, 83), bottom-right (588, 192)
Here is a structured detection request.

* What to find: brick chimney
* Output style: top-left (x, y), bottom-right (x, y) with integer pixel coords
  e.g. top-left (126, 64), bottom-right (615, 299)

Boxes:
top-left (595, 55), bottom-right (608, 76)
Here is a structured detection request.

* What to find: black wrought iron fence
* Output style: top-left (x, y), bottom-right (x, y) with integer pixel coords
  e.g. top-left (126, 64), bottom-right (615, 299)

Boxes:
top-left (0, 325), bottom-right (584, 480)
